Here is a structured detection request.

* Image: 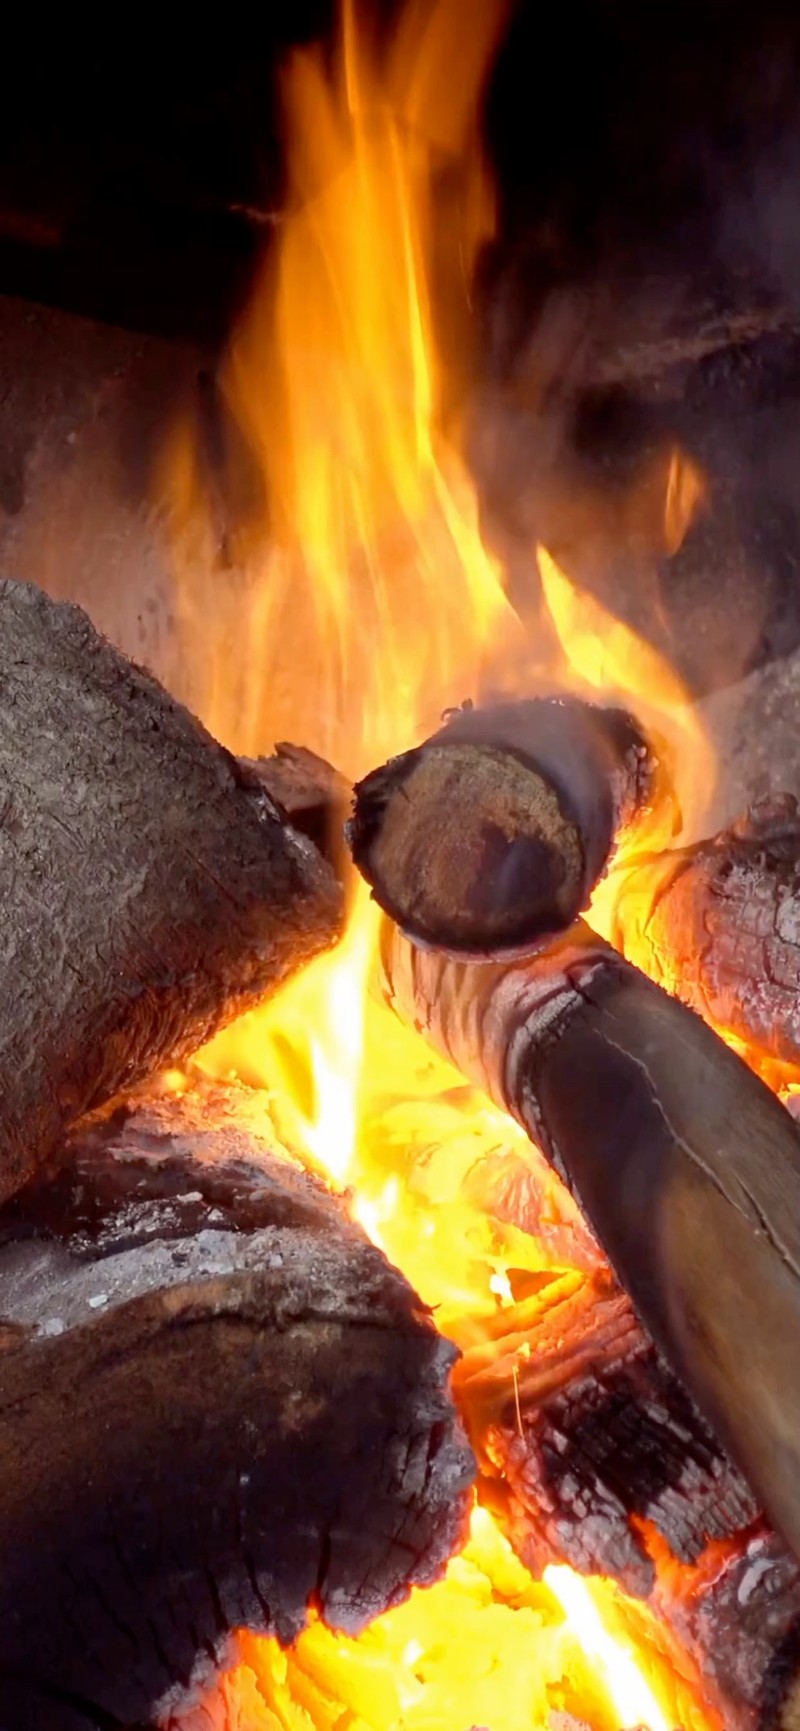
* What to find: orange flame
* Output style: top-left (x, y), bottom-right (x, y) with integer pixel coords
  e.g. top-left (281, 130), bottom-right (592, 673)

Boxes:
top-left (536, 541), bottom-right (714, 952)
top-left (161, 0), bottom-right (521, 770)
top-left (164, 2), bottom-right (719, 1727)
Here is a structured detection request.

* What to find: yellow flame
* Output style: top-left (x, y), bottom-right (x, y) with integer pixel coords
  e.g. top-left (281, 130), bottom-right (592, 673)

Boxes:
top-left (537, 542), bottom-right (713, 949)
top-left (189, 1506), bottom-right (704, 1731)
top-left (166, 2), bottom-right (719, 1726)
top-left (545, 1566), bottom-right (672, 1731)
top-left (162, 0), bottom-right (520, 769)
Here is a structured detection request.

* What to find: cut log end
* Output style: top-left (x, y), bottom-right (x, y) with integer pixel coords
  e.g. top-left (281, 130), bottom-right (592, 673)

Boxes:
top-left (350, 697), bottom-right (661, 959)
top-left (0, 1084), bottom-right (473, 1729)
top-left (353, 741), bottom-right (585, 954)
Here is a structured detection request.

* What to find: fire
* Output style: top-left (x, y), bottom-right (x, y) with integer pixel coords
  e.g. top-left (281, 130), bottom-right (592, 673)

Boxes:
top-left (162, 0), bottom-right (521, 770)
top-left (163, 1), bottom-right (719, 1727)
top-left (534, 524), bottom-right (717, 976)
top-left (187, 1507), bottom-right (707, 1731)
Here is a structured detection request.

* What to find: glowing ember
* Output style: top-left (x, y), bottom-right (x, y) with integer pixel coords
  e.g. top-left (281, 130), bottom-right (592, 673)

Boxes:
top-left (163, 0), bottom-right (722, 1726)
top-left (181, 1507), bottom-right (708, 1731)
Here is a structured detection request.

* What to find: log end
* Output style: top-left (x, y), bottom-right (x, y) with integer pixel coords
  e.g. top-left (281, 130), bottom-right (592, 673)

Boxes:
top-left (350, 697), bottom-right (661, 959)
top-left (351, 741), bottom-right (586, 956)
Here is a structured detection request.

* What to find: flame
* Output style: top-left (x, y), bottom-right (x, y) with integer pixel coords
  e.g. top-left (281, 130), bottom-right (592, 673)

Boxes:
top-left (161, 0), bottom-right (521, 769)
top-left (184, 1506), bottom-right (707, 1731)
top-left (663, 446), bottom-right (706, 556)
top-left (536, 541), bottom-right (715, 956)
top-left (163, 2), bottom-right (721, 1727)
top-left (544, 1568), bottom-right (672, 1731)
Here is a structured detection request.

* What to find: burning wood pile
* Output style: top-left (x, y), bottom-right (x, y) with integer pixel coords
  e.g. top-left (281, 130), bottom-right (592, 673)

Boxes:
top-left (4, 584), bottom-right (800, 1731)
top-left (6, 2), bottom-right (800, 1730)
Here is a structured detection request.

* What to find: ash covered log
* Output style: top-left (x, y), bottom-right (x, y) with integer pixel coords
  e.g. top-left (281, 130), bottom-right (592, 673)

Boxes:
top-left (379, 918), bottom-right (800, 1569)
top-left (611, 795), bottom-right (800, 1080)
top-left (350, 697), bottom-right (661, 958)
top-left (0, 579), bottom-right (341, 1204)
top-left (0, 1085), bottom-right (473, 1731)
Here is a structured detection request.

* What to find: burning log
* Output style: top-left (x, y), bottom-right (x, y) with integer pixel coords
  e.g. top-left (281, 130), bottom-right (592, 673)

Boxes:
top-left (612, 794), bottom-right (800, 1078)
top-left (457, 1154), bottom-right (800, 1728)
top-left (379, 917), bottom-right (800, 1571)
top-left (0, 579), bottom-right (342, 1205)
top-left (0, 1084), bottom-right (473, 1731)
top-left (456, 1159), bottom-right (800, 1728)
top-left (457, 1264), bottom-right (759, 1598)
top-left (350, 696), bottom-right (661, 957)
top-left (247, 740), bottom-right (350, 870)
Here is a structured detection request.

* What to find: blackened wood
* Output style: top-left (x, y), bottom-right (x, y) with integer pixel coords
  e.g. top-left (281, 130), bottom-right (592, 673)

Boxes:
top-left (350, 698), bottom-right (659, 959)
top-left (380, 917), bottom-right (800, 1565)
top-left (0, 1086), bottom-right (473, 1730)
top-left (648, 1529), bottom-right (800, 1731)
top-left (246, 742), bottom-right (350, 871)
top-left (0, 579), bottom-right (342, 1205)
top-left (456, 1266), bottom-right (758, 1599)
top-left (614, 796), bottom-right (800, 1080)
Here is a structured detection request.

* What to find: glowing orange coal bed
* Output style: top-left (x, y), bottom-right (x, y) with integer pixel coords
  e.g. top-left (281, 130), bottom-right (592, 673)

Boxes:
top-left (160, 2), bottom-right (725, 1726)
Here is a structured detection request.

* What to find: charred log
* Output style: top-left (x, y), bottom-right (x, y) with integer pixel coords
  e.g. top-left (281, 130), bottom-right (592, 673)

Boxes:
top-left (613, 795), bottom-right (800, 1080)
top-left (0, 579), bottom-right (342, 1205)
top-left (0, 1085), bottom-right (473, 1731)
top-left (380, 917), bottom-right (800, 1568)
top-left (246, 741), bottom-right (350, 871)
top-left (455, 1265), bottom-right (758, 1598)
top-left (651, 1529), bottom-right (800, 1731)
top-left (454, 1122), bottom-right (800, 1731)
top-left (350, 697), bottom-right (660, 958)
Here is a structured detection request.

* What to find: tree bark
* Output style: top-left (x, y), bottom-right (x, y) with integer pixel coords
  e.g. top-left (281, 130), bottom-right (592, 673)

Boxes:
top-left (380, 917), bottom-right (800, 1568)
top-left (350, 698), bottom-right (660, 958)
top-left (0, 1084), bottom-right (473, 1731)
top-left (0, 579), bottom-right (342, 1205)
top-left (612, 795), bottom-right (800, 1081)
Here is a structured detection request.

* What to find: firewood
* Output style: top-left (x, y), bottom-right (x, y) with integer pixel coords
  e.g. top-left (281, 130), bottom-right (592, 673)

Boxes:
top-left (458, 1152), bottom-right (800, 1730)
top-left (650, 1528), bottom-right (800, 1731)
top-left (246, 741), bottom-right (350, 870)
top-left (456, 1264), bottom-right (759, 1598)
top-left (379, 917), bottom-right (800, 1569)
top-left (0, 579), bottom-right (342, 1206)
top-left (349, 697), bottom-right (661, 958)
top-left (0, 1084), bottom-right (473, 1731)
top-left (611, 794), bottom-right (800, 1079)
top-left (460, 1142), bottom-right (800, 1730)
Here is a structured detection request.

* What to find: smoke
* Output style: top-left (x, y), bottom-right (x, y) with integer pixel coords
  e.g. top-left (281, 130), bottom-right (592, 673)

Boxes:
top-left (466, 1), bottom-right (800, 699)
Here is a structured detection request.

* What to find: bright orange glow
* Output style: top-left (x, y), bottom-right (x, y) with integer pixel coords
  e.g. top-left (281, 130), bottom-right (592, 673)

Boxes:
top-left (536, 542), bottom-right (715, 958)
top-left (163, 2), bottom-right (722, 1728)
top-left (183, 1506), bottom-right (709, 1731)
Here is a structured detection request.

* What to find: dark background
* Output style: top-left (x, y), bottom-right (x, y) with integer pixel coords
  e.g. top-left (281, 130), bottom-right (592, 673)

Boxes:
top-left (2, 1), bottom-right (800, 342)
top-left (2, 1), bottom-right (800, 700)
